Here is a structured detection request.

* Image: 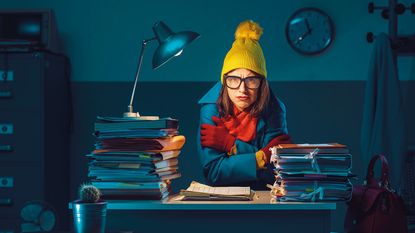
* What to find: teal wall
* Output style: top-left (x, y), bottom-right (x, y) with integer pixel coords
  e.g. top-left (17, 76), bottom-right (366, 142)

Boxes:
top-left (1, 0), bottom-right (415, 82)
top-left (1, 2), bottom-right (414, 232)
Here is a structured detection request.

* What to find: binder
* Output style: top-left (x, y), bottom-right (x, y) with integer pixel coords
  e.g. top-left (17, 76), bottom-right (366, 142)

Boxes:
top-left (272, 179), bottom-right (352, 202)
top-left (94, 129), bottom-right (178, 139)
top-left (95, 116), bottom-right (179, 130)
top-left (94, 135), bottom-right (186, 152)
top-left (274, 153), bottom-right (352, 172)
top-left (274, 143), bottom-right (349, 154)
top-left (89, 150), bottom-right (180, 161)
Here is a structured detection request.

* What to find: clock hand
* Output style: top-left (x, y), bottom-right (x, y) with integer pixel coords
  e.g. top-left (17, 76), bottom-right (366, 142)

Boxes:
top-left (294, 18), bottom-right (312, 45)
top-left (305, 18), bottom-right (312, 33)
top-left (294, 30), bottom-right (311, 45)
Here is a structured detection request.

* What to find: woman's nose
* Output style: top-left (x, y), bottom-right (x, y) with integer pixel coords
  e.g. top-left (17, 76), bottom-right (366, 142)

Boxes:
top-left (239, 80), bottom-right (247, 92)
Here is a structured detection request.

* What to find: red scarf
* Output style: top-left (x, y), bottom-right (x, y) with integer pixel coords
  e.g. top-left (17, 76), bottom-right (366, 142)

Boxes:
top-left (221, 106), bottom-right (258, 142)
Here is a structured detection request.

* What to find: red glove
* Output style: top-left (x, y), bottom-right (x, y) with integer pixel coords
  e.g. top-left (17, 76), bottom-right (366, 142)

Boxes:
top-left (260, 134), bottom-right (292, 161)
top-left (200, 116), bottom-right (236, 152)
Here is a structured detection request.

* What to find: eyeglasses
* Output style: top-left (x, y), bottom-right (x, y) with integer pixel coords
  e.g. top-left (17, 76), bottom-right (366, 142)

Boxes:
top-left (224, 75), bottom-right (262, 89)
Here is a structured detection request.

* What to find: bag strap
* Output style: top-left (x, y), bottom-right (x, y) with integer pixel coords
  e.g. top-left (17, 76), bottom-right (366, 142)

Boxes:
top-left (366, 154), bottom-right (390, 188)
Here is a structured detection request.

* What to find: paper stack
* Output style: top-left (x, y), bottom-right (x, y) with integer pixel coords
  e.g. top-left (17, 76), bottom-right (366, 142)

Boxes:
top-left (86, 116), bottom-right (185, 200)
top-left (269, 143), bottom-right (353, 202)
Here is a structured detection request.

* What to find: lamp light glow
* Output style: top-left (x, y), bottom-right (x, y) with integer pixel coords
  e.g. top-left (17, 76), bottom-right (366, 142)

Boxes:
top-left (175, 50), bottom-right (183, 57)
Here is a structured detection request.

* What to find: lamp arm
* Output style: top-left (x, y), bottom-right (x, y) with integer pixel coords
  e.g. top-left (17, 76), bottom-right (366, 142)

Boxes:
top-left (127, 37), bottom-right (157, 114)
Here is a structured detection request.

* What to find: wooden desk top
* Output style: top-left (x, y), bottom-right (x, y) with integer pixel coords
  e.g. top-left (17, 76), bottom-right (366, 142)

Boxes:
top-left (82, 191), bottom-right (336, 211)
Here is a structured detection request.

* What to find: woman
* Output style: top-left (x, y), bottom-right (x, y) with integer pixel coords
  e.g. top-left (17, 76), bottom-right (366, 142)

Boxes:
top-left (197, 20), bottom-right (291, 189)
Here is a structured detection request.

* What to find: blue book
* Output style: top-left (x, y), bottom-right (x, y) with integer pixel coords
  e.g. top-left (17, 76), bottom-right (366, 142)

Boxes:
top-left (95, 116), bottom-right (179, 130)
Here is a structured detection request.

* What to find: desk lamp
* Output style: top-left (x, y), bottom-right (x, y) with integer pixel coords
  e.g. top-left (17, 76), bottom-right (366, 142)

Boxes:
top-left (124, 21), bottom-right (200, 119)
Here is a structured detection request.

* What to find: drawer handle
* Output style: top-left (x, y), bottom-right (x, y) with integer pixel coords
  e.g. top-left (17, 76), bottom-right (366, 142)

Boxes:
top-left (0, 70), bottom-right (14, 82)
top-left (0, 91), bottom-right (12, 99)
top-left (0, 124), bottom-right (13, 135)
top-left (0, 198), bottom-right (13, 206)
top-left (0, 145), bottom-right (13, 152)
top-left (0, 177), bottom-right (13, 188)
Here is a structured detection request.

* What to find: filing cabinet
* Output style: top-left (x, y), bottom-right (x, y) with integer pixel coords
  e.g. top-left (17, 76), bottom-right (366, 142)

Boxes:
top-left (0, 52), bottom-right (70, 232)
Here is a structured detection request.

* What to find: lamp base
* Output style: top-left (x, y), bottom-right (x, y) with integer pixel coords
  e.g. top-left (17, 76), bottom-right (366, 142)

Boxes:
top-left (123, 112), bottom-right (160, 120)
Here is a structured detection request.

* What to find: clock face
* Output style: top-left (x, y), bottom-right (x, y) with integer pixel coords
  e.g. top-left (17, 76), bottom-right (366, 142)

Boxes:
top-left (285, 8), bottom-right (334, 55)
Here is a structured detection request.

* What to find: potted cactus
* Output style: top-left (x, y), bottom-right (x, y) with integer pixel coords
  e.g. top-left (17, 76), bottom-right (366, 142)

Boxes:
top-left (72, 184), bottom-right (107, 233)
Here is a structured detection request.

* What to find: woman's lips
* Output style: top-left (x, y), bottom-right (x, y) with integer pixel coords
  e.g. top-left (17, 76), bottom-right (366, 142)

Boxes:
top-left (236, 96), bottom-right (249, 101)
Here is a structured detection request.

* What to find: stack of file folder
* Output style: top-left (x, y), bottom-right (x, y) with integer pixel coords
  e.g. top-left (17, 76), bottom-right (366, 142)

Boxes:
top-left (269, 143), bottom-right (353, 202)
top-left (86, 116), bottom-right (185, 200)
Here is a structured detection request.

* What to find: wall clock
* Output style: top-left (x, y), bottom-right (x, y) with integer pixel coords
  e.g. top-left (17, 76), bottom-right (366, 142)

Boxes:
top-left (285, 7), bottom-right (335, 55)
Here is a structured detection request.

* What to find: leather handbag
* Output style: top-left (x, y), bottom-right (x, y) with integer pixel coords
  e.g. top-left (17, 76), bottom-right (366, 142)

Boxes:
top-left (344, 154), bottom-right (408, 233)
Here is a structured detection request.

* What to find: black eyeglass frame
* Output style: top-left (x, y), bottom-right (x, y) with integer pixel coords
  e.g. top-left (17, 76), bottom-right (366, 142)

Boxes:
top-left (224, 75), bottom-right (263, 90)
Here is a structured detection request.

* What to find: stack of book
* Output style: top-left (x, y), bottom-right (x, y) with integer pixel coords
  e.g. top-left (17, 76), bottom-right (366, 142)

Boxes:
top-left (86, 116), bottom-right (185, 200)
top-left (269, 143), bottom-right (353, 202)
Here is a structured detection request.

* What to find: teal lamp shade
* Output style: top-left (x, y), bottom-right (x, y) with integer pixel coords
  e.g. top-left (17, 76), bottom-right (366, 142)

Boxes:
top-left (124, 20), bottom-right (199, 119)
top-left (152, 21), bottom-right (200, 69)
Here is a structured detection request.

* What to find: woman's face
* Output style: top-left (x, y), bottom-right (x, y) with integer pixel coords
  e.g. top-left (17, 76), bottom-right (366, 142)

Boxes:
top-left (225, 68), bottom-right (260, 111)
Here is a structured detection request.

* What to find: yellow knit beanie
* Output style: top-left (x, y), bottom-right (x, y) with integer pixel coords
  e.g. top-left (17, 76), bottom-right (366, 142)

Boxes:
top-left (221, 20), bottom-right (267, 83)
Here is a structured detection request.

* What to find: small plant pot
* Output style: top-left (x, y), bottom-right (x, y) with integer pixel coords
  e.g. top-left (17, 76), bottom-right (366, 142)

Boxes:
top-left (72, 200), bottom-right (107, 233)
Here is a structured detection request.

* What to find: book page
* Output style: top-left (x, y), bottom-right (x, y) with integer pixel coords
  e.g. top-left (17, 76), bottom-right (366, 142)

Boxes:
top-left (187, 181), bottom-right (250, 196)
top-left (97, 116), bottom-right (162, 122)
top-left (277, 143), bottom-right (346, 148)
top-left (295, 143), bottom-right (334, 147)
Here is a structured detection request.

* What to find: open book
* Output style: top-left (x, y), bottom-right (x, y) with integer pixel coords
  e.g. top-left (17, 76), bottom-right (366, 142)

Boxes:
top-left (178, 181), bottom-right (255, 201)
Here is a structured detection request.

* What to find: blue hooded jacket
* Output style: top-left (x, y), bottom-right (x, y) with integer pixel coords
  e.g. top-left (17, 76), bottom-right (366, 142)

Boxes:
top-left (197, 81), bottom-right (288, 189)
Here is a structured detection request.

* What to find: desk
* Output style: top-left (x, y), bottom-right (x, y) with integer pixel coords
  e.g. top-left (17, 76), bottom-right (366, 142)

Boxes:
top-left (70, 191), bottom-right (336, 233)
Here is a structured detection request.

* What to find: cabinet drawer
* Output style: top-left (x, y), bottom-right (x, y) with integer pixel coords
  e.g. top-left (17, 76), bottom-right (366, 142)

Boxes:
top-left (0, 53), bottom-right (42, 110)
top-left (0, 216), bottom-right (18, 233)
top-left (0, 165), bottom-right (43, 217)
top-left (0, 111), bottom-right (42, 162)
